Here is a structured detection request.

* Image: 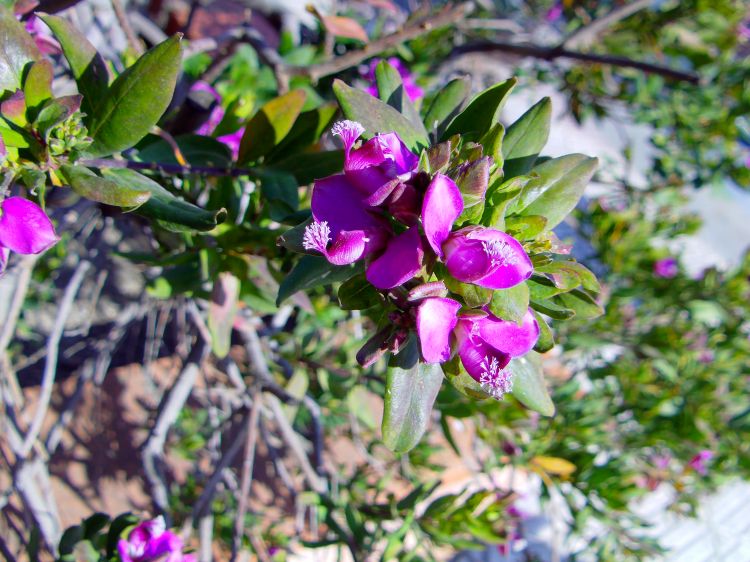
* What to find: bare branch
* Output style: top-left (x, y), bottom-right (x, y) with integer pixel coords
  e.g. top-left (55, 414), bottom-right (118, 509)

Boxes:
top-left (111, 0), bottom-right (143, 55)
top-left (561, 0), bottom-right (653, 50)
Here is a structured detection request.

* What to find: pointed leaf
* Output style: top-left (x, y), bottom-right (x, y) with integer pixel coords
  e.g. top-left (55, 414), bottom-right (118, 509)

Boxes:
top-left (424, 77), bottom-right (470, 139)
top-left (0, 5), bottom-right (39, 94)
top-left (267, 102), bottom-right (338, 160)
top-left (488, 283), bottom-right (529, 325)
top-left (237, 89), bottom-right (307, 164)
top-left (101, 167), bottom-right (226, 231)
top-left (34, 94), bottom-right (81, 139)
top-left (383, 335), bottom-right (444, 453)
top-left (554, 289), bottom-right (604, 319)
top-left (60, 165), bottom-right (151, 207)
top-left (277, 255), bottom-right (362, 305)
top-left (375, 60), bottom-right (427, 136)
top-left (442, 78), bottom-right (517, 140)
top-left (510, 352), bottom-right (554, 416)
top-left (23, 59), bottom-right (53, 113)
top-left (269, 149), bottom-right (344, 186)
top-left (333, 78), bottom-right (429, 151)
top-left (208, 272), bottom-right (240, 358)
top-left (40, 13), bottom-right (109, 117)
top-left (338, 273), bottom-right (382, 310)
top-left (531, 455), bottom-right (576, 476)
top-left (532, 310), bottom-right (554, 353)
top-left (514, 154), bottom-right (598, 228)
top-left (85, 34), bottom-right (182, 157)
top-left (502, 97), bottom-right (551, 178)
top-left (320, 15), bottom-right (368, 42)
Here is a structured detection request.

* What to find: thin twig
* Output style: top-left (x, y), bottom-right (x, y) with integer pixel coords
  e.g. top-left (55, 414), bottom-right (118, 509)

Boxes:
top-left (19, 260), bottom-right (91, 458)
top-left (561, 0), bottom-right (652, 50)
top-left (0, 255), bottom-right (38, 357)
top-left (111, 0), bottom-right (144, 55)
top-left (287, 3), bottom-right (475, 83)
top-left (452, 40), bottom-right (700, 84)
top-left (231, 388), bottom-right (262, 562)
top-left (76, 157), bottom-right (260, 178)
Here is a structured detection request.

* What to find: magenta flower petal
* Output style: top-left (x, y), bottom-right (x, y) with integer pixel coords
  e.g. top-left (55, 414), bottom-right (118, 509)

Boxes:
top-left (366, 225), bottom-right (423, 289)
top-left (331, 120), bottom-right (365, 157)
top-left (455, 319), bottom-right (513, 399)
top-left (476, 308), bottom-right (539, 357)
top-left (444, 234), bottom-right (494, 283)
top-left (653, 257), bottom-right (678, 278)
top-left (0, 197), bottom-right (59, 255)
top-left (460, 228), bottom-right (533, 289)
top-left (416, 297), bottom-right (461, 363)
top-left (326, 230), bottom-right (369, 265)
top-left (422, 173), bottom-right (463, 258)
top-left (311, 174), bottom-right (390, 257)
top-left (376, 132), bottom-right (419, 174)
top-left (388, 184), bottom-right (421, 225)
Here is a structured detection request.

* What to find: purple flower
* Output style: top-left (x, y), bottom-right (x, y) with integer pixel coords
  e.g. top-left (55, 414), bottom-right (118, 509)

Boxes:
top-left (545, 2), bottom-right (563, 23)
top-left (117, 516), bottom-right (194, 562)
top-left (416, 300), bottom-right (540, 399)
top-left (24, 15), bottom-right (60, 55)
top-left (189, 81), bottom-right (243, 159)
top-left (653, 257), bottom-right (679, 278)
top-left (688, 450), bottom-right (714, 476)
top-left (0, 197), bottom-right (59, 274)
top-left (443, 226), bottom-right (533, 289)
top-left (364, 58), bottom-right (424, 102)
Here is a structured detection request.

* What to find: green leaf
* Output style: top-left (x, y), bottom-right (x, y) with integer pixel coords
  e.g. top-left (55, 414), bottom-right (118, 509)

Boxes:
top-left (40, 13), bottom-right (109, 117)
top-left (554, 289), bottom-right (604, 319)
top-left (237, 89), bottom-right (307, 164)
top-left (60, 165), bottom-right (152, 208)
top-left (267, 102), bottom-right (338, 160)
top-left (82, 512), bottom-right (110, 538)
top-left (0, 123), bottom-right (30, 147)
top-left (504, 214), bottom-right (548, 240)
top-left (514, 154), bottom-right (598, 229)
top-left (277, 255), bottom-right (362, 305)
top-left (333, 78), bottom-right (429, 151)
top-left (58, 525), bottom-right (84, 556)
top-left (442, 355), bottom-right (493, 401)
top-left (510, 352), bottom-right (554, 416)
top-left (453, 156), bottom-right (490, 225)
top-left (257, 169), bottom-right (299, 222)
top-left (338, 273), bottom-right (382, 310)
top-left (101, 167), bottom-right (226, 231)
top-left (479, 122), bottom-right (504, 169)
top-left (532, 310), bottom-right (554, 353)
top-left (137, 134), bottom-right (232, 167)
top-left (22, 59), bottom-right (53, 114)
top-left (0, 5), bottom-right (39, 94)
top-left (423, 77), bottom-right (470, 139)
top-left (442, 77), bottom-right (517, 140)
top-left (382, 335), bottom-right (444, 453)
top-left (488, 282), bottom-right (529, 325)
top-left (482, 174), bottom-right (531, 229)
top-left (502, 97), bottom-right (551, 178)
top-left (536, 260), bottom-right (600, 293)
top-left (85, 34), bottom-right (182, 157)
top-left (375, 60), bottom-right (428, 137)
top-left (268, 149), bottom-right (344, 186)
top-left (443, 274), bottom-right (492, 308)
top-left (530, 298), bottom-right (575, 320)
top-left (208, 272), bottom-right (240, 359)
top-left (34, 95), bottom-right (82, 139)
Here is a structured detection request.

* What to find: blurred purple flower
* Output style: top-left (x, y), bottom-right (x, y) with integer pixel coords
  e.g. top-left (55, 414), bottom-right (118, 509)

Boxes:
top-left (739, 20), bottom-right (750, 39)
top-left (24, 15), bottom-right (60, 55)
top-left (0, 197), bottom-right (59, 275)
top-left (653, 257), bottom-right (678, 279)
top-left (688, 450), bottom-right (714, 476)
top-left (364, 57), bottom-right (424, 102)
top-left (416, 300), bottom-right (539, 399)
top-left (545, 2), bottom-right (563, 23)
top-left (189, 81), bottom-right (243, 159)
top-left (118, 516), bottom-right (195, 562)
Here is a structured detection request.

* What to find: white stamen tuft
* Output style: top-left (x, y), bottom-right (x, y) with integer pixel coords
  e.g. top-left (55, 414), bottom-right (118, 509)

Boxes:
top-left (479, 356), bottom-right (513, 400)
top-left (331, 120), bottom-right (365, 149)
top-left (482, 239), bottom-right (520, 268)
top-left (303, 220), bottom-right (331, 253)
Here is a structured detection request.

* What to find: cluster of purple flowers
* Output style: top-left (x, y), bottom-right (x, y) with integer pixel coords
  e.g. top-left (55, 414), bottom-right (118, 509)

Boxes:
top-left (303, 121), bottom-right (539, 399)
top-left (118, 516), bottom-right (195, 562)
top-left (0, 196), bottom-right (58, 274)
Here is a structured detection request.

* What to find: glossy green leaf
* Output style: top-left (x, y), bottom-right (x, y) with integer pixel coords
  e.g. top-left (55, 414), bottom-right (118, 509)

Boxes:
top-left (277, 215), bottom-right (314, 254)
top-left (479, 122), bottom-right (504, 169)
top-left (510, 352), bottom-right (554, 416)
top-left (267, 102), bottom-right (338, 160)
top-left (0, 5), bottom-right (39, 94)
top-left (208, 272), bottom-right (240, 359)
top-left (105, 513), bottom-right (139, 557)
top-left (60, 165), bottom-right (151, 208)
top-left (34, 94), bottom-right (82, 139)
top-left (0, 123), bottom-right (30, 147)
top-left (442, 77), bottom-right (517, 140)
top-left (532, 310), bottom-right (555, 353)
top-left (101, 167), bottom-right (226, 231)
top-left (22, 59), bottom-right (53, 113)
top-left (338, 273), bottom-right (382, 310)
top-left (424, 77), bottom-right (470, 139)
top-left (504, 214), bottom-right (548, 240)
top-left (277, 255), bottom-right (362, 305)
top-left (537, 260), bottom-right (601, 293)
top-left (333, 78), bottom-right (429, 151)
top-left (554, 289), bottom-right (604, 319)
top-left (85, 34), bottom-right (182, 157)
top-left (482, 174), bottom-right (531, 229)
top-left (268, 149), bottom-right (344, 186)
top-left (237, 89), bottom-right (307, 164)
top-left (488, 282), bottom-right (529, 325)
top-left (502, 97), bottom-right (551, 178)
top-left (443, 274), bottom-right (492, 308)
top-left (258, 169), bottom-right (299, 222)
top-left (40, 13), bottom-right (109, 117)
top-left (530, 298), bottom-right (575, 320)
top-left (515, 154), bottom-right (598, 228)
top-left (375, 60), bottom-right (428, 136)
top-left (137, 134), bottom-right (232, 167)
top-left (383, 335), bottom-right (444, 453)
